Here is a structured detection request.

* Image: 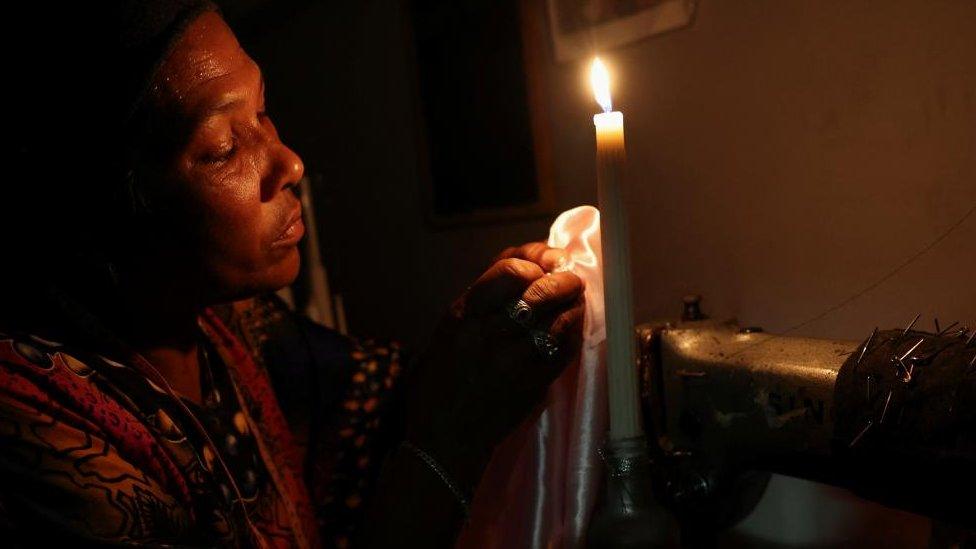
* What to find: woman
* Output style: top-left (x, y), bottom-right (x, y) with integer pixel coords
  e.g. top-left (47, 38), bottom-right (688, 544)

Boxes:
top-left (0, 1), bottom-right (584, 547)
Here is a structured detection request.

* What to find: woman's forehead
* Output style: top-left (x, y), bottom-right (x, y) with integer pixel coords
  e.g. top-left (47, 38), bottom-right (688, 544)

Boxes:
top-left (152, 12), bottom-right (259, 117)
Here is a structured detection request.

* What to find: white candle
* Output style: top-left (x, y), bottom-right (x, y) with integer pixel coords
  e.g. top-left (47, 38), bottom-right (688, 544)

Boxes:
top-left (591, 58), bottom-right (641, 440)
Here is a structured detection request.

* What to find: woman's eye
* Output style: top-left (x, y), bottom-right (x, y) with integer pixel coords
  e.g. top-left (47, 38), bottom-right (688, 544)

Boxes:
top-left (202, 140), bottom-right (237, 164)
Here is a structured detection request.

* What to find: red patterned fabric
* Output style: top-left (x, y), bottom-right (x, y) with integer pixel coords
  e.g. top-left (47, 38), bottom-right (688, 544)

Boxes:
top-left (0, 340), bottom-right (192, 508)
top-left (0, 296), bottom-right (404, 547)
top-left (201, 308), bottom-right (320, 549)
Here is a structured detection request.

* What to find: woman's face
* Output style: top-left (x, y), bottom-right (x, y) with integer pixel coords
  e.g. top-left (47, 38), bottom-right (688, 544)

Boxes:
top-left (140, 12), bottom-right (305, 302)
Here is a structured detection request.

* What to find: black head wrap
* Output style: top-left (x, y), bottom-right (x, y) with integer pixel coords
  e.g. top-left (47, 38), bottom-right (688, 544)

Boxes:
top-left (2, 1), bottom-right (225, 330)
top-left (120, 0), bottom-right (218, 127)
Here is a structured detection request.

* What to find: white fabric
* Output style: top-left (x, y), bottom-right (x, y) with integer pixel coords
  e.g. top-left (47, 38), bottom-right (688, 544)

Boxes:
top-left (458, 206), bottom-right (608, 548)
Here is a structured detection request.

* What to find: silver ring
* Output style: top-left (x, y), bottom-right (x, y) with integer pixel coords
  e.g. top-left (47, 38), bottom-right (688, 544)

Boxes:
top-left (507, 299), bottom-right (534, 328)
top-left (530, 330), bottom-right (560, 361)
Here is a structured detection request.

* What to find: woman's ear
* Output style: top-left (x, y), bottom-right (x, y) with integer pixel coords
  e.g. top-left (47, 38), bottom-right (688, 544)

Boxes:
top-left (122, 165), bottom-right (154, 218)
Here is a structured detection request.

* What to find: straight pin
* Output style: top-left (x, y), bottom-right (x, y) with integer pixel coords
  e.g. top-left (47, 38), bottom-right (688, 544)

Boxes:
top-left (899, 338), bottom-right (925, 362)
top-left (849, 420), bottom-right (874, 448)
top-left (880, 391), bottom-right (892, 424)
top-left (937, 321), bottom-right (958, 336)
top-left (966, 330), bottom-right (976, 347)
top-left (903, 314), bottom-right (921, 337)
top-left (856, 328), bottom-right (878, 367)
top-left (934, 318), bottom-right (941, 334)
top-left (866, 375), bottom-right (874, 399)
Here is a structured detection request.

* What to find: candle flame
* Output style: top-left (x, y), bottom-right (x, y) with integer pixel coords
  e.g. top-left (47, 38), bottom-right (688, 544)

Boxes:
top-left (590, 57), bottom-right (612, 113)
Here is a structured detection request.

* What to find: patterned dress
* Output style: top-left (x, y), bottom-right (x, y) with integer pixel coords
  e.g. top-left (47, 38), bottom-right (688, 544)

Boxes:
top-left (0, 295), bottom-right (404, 547)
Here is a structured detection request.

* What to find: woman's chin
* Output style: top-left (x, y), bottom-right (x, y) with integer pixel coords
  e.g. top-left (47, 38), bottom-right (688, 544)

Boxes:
top-left (215, 248), bottom-right (302, 302)
top-left (266, 247), bottom-right (302, 290)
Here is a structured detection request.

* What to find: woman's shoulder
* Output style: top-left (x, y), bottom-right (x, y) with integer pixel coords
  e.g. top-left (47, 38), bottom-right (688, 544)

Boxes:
top-left (212, 295), bottom-right (350, 361)
top-left (206, 295), bottom-right (411, 545)
top-left (0, 331), bottom-right (109, 414)
top-left (0, 331), bottom-right (195, 545)
top-left (213, 294), bottom-right (405, 392)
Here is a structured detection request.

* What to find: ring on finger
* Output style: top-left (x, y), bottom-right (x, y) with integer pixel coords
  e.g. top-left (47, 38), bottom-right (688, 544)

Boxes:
top-left (506, 298), bottom-right (534, 329)
top-left (530, 329), bottom-right (560, 361)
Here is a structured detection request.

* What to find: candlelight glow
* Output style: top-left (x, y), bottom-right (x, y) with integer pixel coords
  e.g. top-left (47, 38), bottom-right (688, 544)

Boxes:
top-left (590, 57), bottom-right (612, 113)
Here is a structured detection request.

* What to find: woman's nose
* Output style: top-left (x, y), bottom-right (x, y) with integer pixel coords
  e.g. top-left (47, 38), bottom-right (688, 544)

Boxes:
top-left (262, 140), bottom-right (305, 201)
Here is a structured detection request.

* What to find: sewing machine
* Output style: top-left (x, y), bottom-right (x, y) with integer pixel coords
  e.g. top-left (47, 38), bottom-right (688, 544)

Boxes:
top-left (635, 296), bottom-right (975, 542)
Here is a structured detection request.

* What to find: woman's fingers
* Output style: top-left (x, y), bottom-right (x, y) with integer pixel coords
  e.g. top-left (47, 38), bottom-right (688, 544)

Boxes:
top-left (464, 258), bottom-right (545, 316)
top-left (546, 300), bottom-right (584, 344)
top-left (494, 242), bottom-right (569, 273)
top-left (519, 271), bottom-right (584, 316)
top-left (493, 298), bottom-right (585, 385)
top-left (454, 247), bottom-right (584, 387)
top-left (519, 299), bottom-right (585, 383)
top-left (532, 300), bottom-right (585, 367)
top-left (459, 243), bottom-right (576, 319)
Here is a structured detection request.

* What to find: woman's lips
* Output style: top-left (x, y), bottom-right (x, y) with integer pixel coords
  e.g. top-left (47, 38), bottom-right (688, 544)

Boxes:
top-left (272, 208), bottom-right (305, 248)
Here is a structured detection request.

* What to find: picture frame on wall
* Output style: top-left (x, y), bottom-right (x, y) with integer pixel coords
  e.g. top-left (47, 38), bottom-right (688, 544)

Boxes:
top-left (546, 0), bottom-right (698, 62)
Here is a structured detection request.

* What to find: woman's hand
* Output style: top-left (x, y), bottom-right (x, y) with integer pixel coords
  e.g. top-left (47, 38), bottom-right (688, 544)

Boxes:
top-left (405, 242), bottom-right (585, 491)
